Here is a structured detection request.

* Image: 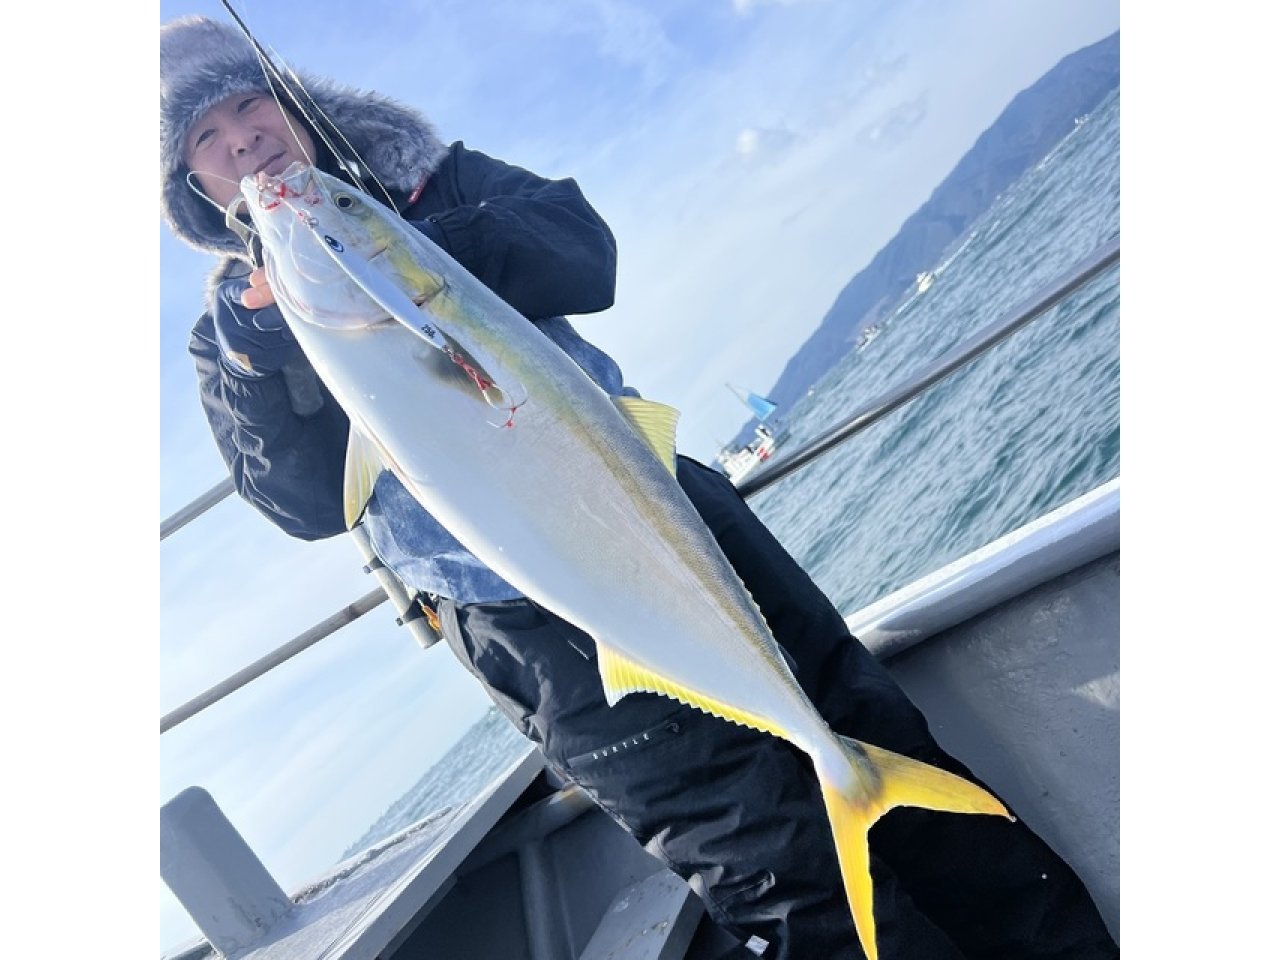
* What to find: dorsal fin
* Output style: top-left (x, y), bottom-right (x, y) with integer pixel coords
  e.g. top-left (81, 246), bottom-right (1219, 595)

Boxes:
top-left (343, 426), bottom-right (384, 528)
top-left (613, 397), bottom-right (680, 476)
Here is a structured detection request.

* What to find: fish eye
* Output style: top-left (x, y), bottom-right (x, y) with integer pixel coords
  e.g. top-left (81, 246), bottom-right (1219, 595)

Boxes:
top-left (335, 194), bottom-right (355, 209)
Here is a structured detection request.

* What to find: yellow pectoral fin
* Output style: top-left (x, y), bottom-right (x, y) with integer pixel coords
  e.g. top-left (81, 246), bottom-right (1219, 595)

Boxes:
top-left (612, 397), bottom-right (680, 476)
top-left (343, 427), bottom-right (385, 529)
top-left (594, 643), bottom-right (786, 739)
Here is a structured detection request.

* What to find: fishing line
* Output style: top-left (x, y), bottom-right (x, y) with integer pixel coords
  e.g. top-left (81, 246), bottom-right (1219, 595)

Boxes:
top-left (183, 169), bottom-right (238, 215)
top-left (274, 57), bottom-right (399, 212)
top-left (185, 169), bottom-right (263, 256)
top-left (216, 0), bottom-right (381, 203)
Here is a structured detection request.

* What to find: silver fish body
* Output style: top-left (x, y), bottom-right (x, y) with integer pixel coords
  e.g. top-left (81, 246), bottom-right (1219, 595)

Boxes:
top-left (238, 163), bottom-right (1008, 960)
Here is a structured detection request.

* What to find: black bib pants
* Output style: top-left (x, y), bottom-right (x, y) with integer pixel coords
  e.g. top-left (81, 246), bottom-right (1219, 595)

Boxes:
top-left (438, 457), bottom-right (1118, 959)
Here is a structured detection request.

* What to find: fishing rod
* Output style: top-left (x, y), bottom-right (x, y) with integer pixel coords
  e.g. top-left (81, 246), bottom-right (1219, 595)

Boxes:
top-left (216, 0), bottom-right (394, 208)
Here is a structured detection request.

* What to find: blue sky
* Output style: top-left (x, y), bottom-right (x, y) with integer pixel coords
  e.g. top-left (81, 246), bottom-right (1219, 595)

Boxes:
top-left (154, 0), bottom-right (1121, 950)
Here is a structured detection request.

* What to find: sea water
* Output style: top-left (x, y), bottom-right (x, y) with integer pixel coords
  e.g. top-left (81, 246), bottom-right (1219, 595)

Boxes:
top-left (750, 87), bottom-right (1119, 614)
top-left (346, 87), bottom-right (1120, 858)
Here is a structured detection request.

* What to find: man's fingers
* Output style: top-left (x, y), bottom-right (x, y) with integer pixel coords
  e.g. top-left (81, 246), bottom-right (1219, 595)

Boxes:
top-left (242, 268), bottom-right (277, 309)
top-left (241, 285), bottom-right (276, 309)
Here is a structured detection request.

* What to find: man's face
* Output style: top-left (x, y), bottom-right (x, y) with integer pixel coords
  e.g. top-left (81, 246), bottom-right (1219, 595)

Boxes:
top-left (183, 92), bottom-right (317, 210)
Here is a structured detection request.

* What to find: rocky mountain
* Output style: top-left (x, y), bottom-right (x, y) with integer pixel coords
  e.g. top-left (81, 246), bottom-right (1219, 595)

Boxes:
top-left (728, 30), bottom-right (1119, 450)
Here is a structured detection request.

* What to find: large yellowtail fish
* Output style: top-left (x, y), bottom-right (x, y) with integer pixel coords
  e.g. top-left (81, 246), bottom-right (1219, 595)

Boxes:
top-left (235, 162), bottom-right (1010, 960)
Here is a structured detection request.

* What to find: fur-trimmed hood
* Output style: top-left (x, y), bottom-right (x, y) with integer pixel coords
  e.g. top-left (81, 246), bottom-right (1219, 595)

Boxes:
top-left (160, 15), bottom-right (448, 261)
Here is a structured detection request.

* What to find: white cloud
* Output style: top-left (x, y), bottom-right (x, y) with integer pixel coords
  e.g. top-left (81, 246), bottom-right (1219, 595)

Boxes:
top-left (733, 0), bottom-right (830, 15)
top-left (584, 0), bottom-right (682, 77)
top-left (857, 94), bottom-right (929, 149)
top-left (735, 124), bottom-right (803, 161)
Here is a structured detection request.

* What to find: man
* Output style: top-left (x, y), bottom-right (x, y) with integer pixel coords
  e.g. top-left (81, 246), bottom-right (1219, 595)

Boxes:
top-left (162, 15), bottom-right (1118, 959)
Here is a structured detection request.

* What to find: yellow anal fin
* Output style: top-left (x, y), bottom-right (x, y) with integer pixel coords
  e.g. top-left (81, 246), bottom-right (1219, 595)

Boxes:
top-left (821, 736), bottom-right (1013, 960)
top-left (612, 397), bottom-right (680, 476)
top-left (343, 426), bottom-right (385, 529)
top-left (595, 642), bottom-right (786, 740)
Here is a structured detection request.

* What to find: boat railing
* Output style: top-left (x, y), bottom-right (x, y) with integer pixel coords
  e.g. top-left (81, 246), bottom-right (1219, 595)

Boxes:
top-left (159, 237), bottom-right (1120, 735)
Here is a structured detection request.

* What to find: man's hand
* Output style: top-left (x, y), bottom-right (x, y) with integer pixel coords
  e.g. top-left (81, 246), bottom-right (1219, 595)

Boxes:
top-left (212, 274), bottom-right (298, 378)
top-left (240, 266), bottom-right (277, 310)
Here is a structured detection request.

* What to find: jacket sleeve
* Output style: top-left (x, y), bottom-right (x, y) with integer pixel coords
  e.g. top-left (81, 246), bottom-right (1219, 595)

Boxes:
top-left (190, 314), bottom-right (351, 540)
top-left (413, 143), bottom-right (618, 320)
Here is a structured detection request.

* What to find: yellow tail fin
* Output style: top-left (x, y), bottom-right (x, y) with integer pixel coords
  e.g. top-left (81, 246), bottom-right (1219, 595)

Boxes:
top-left (819, 736), bottom-right (1012, 960)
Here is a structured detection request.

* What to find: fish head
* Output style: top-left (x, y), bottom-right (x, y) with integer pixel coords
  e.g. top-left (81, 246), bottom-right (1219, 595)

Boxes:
top-left (236, 162), bottom-right (445, 330)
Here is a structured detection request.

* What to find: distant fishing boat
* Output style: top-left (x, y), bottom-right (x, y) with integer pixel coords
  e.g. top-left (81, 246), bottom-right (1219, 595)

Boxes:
top-left (716, 425), bottom-right (777, 486)
top-left (916, 270), bottom-right (935, 293)
top-left (855, 324), bottom-right (882, 352)
top-left (716, 385), bottom-right (789, 486)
